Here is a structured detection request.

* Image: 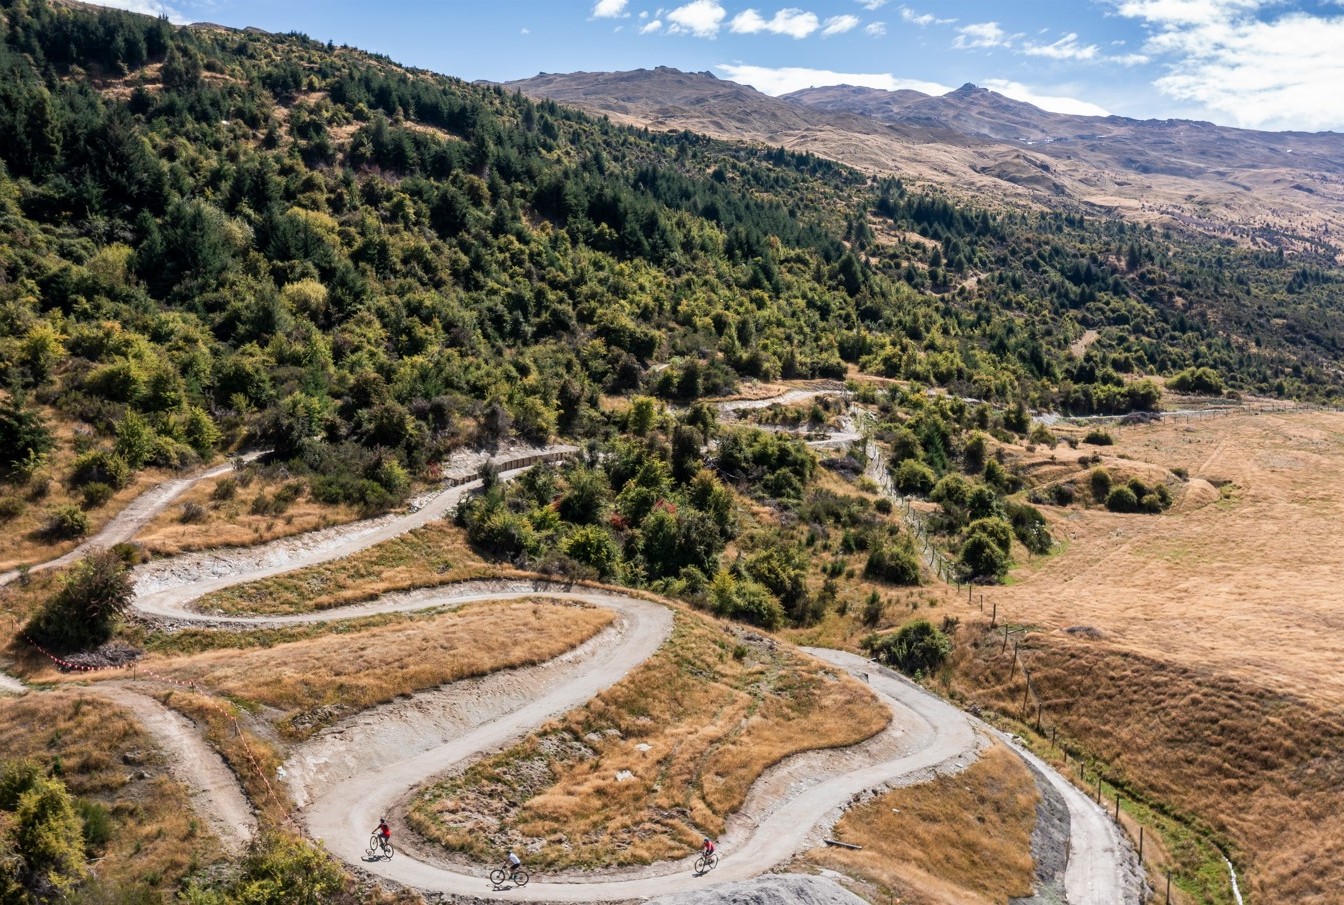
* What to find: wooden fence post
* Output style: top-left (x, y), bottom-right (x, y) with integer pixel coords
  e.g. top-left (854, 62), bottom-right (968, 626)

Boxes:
top-left (990, 600), bottom-right (997, 629)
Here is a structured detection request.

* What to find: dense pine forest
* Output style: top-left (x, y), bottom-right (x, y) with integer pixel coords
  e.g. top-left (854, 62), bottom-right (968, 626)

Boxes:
top-left (1, 0), bottom-right (1341, 504)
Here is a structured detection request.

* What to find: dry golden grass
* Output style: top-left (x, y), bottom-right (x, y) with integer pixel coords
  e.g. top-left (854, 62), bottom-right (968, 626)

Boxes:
top-left (938, 410), bottom-right (1344, 904)
top-left (134, 469), bottom-right (362, 556)
top-left (138, 599), bottom-right (614, 738)
top-left (0, 416), bottom-right (186, 572)
top-left (0, 690), bottom-right (227, 895)
top-left (410, 611), bottom-right (889, 870)
top-left (192, 520), bottom-right (507, 615)
top-left (804, 744), bottom-right (1038, 905)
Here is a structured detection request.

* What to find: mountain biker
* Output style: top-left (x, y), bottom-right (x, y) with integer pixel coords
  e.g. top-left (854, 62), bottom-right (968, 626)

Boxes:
top-left (504, 850), bottom-right (522, 876)
top-left (701, 837), bottom-right (716, 858)
top-left (374, 817), bottom-right (391, 846)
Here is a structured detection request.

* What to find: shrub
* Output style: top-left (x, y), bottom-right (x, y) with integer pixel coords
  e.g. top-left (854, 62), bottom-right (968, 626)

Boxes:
top-left (180, 502), bottom-right (208, 524)
top-left (864, 539), bottom-right (922, 586)
top-left (893, 459), bottom-right (936, 495)
top-left (965, 517), bottom-right (1014, 555)
top-left (874, 497), bottom-right (892, 515)
top-left (1050, 483), bottom-right (1075, 506)
top-left (1089, 467), bottom-right (1112, 502)
top-left (1006, 502), bottom-right (1053, 554)
top-left (75, 798), bottom-right (114, 850)
top-left (958, 528), bottom-right (1011, 582)
top-left (709, 570), bottom-right (783, 629)
top-left (1083, 428), bottom-right (1114, 446)
top-left (0, 395), bottom-right (55, 478)
top-left (0, 498), bottom-right (24, 521)
top-left (70, 450), bottom-right (131, 490)
top-left (212, 477), bottom-right (238, 501)
top-left (114, 410), bottom-right (157, 469)
top-left (80, 482), bottom-right (115, 510)
top-left (1105, 485), bottom-right (1139, 512)
top-left (562, 525), bottom-right (620, 578)
top-left (1168, 367), bottom-right (1224, 395)
top-left (26, 550), bottom-right (133, 651)
top-left (864, 619), bottom-right (952, 676)
top-left (0, 760), bottom-right (88, 899)
top-left (43, 505), bottom-right (89, 540)
top-left (961, 432), bottom-right (988, 473)
top-left (861, 590), bottom-right (885, 627)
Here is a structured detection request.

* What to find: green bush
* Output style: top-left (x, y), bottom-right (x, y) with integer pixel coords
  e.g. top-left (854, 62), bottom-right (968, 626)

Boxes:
top-left (0, 396), bottom-right (55, 479)
top-left (1006, 502), bottom-right (1053, 554)
top-left (709, 570), bottom-right (783, 629)
top-left (965, 517), bottom-right (1013, 555)
top-left (562, 525), bottom-right (620, 578)
top-left (893, 459), bottom-right (936, 495)
top-left (0, 498), bottom-right (25, 521)
top-left (70, 450), bottom-right (131, 490)
top-left (1089, 467), bottom-right (1112, 502)
top-left (958, 528), bottom-right (1012, 582)
top-left (864, 619), bottom-right (952, 676)
top-left (212, 477), bottom-right (238, 501)
top-left (0, 760), bottom-right (88, 900)
top-left (25, 550), bottom-right (133, 651)
top-left (863, 539), bottom-right (922, 586)
top-left (1105, 485), bottom-right (1139, 512)
top-left (1083, 428), bottom-right (1114, 446)
top-left (79, 482), bottom-right (115, 510)
top-left (1168, 367), bottom-right (1224, 395)
top-left (42, 505), bottom-right (89, 540)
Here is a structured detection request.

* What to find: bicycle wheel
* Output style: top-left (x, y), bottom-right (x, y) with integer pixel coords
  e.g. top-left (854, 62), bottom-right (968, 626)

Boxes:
top-left (708, 852), bottom-right (719, 869)
top-left (382, 841), bottom-right (394, 860)
top-left (489, 869), bottom-right (507, 886)
top-left (512, 869), bottom-right (529, 887)
top-left (368, 835), bottom-right (381, 858)
top-left (694, 856), bottom-right (708, 873)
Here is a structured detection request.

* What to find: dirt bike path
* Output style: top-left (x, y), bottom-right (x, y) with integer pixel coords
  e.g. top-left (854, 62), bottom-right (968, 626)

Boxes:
top-left (0, 454), bottom-right (263, 587)
top-left (131, 447), bottom-right (577, 619)
top-left (86, 684), bottom-right (256, 853)
top-left (302, 644), bottom-right (981, 903)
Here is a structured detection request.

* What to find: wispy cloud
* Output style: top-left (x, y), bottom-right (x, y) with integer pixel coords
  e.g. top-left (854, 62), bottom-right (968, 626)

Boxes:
top-left (953, 21), bottom-right (1011, 50)
top-left (666, 0), bottom-right (727, 37)
top-left (981, 79), bottom-right (1111, 116)
top-left (640, 18), bottom-right (664, 33)
top-left (864, 21), bottom-right (886, 37)
top-left (1023, 33), bottom-right (1099, 61)
top-left (591, 0), bottom-right (629, 18)
top-left (730, 8), bottom-right (821, 39)
top-left (855, 0), bottom-right (888, 10)
top-left (716, 63), bottom-right (953, 96)
top-left (821, 14), bottom-right (861, 36)
top-left (1114, 0), bottom-right (1344, 129)
top-left (900, 6), bottom-right (955, 27)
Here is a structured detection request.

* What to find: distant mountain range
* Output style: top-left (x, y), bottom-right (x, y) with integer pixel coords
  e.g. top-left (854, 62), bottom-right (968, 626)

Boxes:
top-left (506, 68), bottom-right (1344, 258)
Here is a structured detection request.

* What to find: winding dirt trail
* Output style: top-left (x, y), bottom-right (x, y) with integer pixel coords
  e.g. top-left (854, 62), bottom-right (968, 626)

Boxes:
top-left (0, 454), bottom-right (263, 587)
top-left (87, 684), bottom-right (257, 854)
top-left (96, 443), bottom-right (1138, 904)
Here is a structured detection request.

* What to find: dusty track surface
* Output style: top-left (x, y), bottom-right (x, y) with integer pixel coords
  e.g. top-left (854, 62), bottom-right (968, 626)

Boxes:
top-left (0, 454), bottom-right (262, 587)
top-left (0, 671), bottom-right (26, 695)
top-left (86, 684), bottom-right (257, 853)
top-left (97, 442), bottom-right (1137, 903)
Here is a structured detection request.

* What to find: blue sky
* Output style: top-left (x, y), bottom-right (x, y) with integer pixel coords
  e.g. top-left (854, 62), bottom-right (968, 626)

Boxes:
top-left (88, 1), bottom-right (1344, 132)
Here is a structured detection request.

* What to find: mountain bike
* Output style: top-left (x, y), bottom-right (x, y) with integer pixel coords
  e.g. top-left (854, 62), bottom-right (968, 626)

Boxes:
top-left (489, 867), bottom-right (530, 887)
top-left (694, 851), bottom-right (719, 873)
top-left (366, 834), bottom-right (393, 861)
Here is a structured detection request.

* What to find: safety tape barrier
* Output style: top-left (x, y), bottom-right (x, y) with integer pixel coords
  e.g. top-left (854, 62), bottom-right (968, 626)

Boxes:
top-left (22, 631), bottom-right (296, 829)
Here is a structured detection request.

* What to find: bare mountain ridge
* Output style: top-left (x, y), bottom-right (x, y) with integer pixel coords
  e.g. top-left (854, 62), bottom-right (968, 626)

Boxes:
top-left (506, 68), bottom-right (1344, 257)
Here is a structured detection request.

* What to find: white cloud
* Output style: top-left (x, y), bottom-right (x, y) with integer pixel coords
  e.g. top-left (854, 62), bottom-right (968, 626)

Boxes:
top-left (981, 79), bottom-right (1111, 116)
top-left (730, 8), bottom-right (821, 39)
top-left (1112, 0), bottom-right (1265, 26)
top-left (666, 0), bottom-right (727, 37)
top-left (822, 14), bottom-right (861, 36)
top-left (856, 0), bottom-right (888, 10)
top-left (520, 27), bottom-right (530, 34)
top-left (1116, 1), bottom-right (1344, 129)
top-left (1023, 33), bottom-right (1099, 61)
top-left (78, 0), bottom-right (186, 24)
top-left (865, 21), bottom-right (886, 36)
top-left (592, 0), bottom-right (629, 17)
top-left (954, 21), bottom-right (1010, 49)
top-left (640, 18), bottom-right (664, 33)
top-left (900, 6), bottom-right (955, 27)
top-left (716, 63), bottom-right (953, 96)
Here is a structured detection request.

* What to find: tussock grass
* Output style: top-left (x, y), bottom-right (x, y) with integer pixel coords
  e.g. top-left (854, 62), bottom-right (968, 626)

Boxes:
top-left (409, 611), bottom-right (888, 871)
top-left (805, 743), bottom-right (1038, 905)
top-left (193, 521), bottom-right (504, 615)
top-left (955, 624), bottom-right (1344, 905)
top-left (141, 599), bottom-right (614, 738)
top-left (0, 691), bottom-right (226, 894)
